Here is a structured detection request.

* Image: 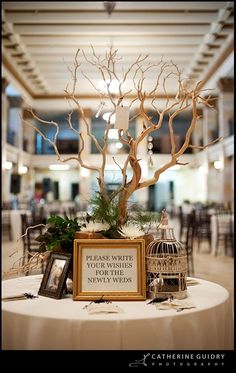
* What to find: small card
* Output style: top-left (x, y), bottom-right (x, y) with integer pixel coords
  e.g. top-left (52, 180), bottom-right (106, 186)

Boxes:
top-left (85, 303), bottom-right (124, 314)
top-left (156, 299), bottom-right (196, 311)
top-left (114, 106), bottom-right (130, 130)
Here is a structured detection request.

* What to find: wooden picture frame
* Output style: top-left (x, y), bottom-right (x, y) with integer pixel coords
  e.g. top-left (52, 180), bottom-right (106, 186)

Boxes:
top-left (73, 239), bottom-right (146, 301)
top-left (38, 252), bottom-right (72, 299)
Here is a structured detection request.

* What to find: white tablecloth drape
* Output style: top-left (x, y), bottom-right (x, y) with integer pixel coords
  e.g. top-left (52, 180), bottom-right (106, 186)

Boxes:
top-left (2, 210), bottom-right (31, 242)
top-left (211, 214), bottom-right (234, 255)
top-left (2, 275), bottom-right (233, 350)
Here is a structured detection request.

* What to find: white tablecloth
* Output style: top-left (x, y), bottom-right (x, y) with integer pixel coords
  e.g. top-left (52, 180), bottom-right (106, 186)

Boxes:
top-left (2, 275), bottom-right (233, 350)
top-left (2, 210), bottom-right (31, 242)
top-left (211, 214), bottom-right (234, 255)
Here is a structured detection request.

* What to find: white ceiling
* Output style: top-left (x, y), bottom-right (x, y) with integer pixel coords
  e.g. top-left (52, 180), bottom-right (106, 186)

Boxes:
top-left (2, 1), bottom-right (234, 102)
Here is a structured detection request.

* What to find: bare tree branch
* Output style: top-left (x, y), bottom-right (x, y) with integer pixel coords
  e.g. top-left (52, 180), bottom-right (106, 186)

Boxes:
top-left (21, 110), bottom-right (80, 163)
top-left (21, 47), bottom-right (219, 228)
top-left (188, 137), bottom-right (223, 150)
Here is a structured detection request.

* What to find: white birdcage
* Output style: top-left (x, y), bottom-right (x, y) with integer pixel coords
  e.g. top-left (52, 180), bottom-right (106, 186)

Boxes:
top-left (146, 209), bottom-right (187, 300)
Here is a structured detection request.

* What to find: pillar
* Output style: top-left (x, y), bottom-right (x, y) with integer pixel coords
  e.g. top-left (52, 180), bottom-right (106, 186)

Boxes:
top-left (7, 96), bottom-right (29, 203)
top-left (78, 108), bottom-right (92, 205)
top-left (202, 96), bottom-right (218, 146)
top-left (217, 78), bottom-right (234, 204)
top-left (135, 114), bottom-right (149, 209)
top-left (22, 108), bottom-right (36, 154)
top-left (202, 96), bottom-right (219, 202)
top-left (192, 108), bottom-right (204, 151)
top-left (2, 78), bottom-right (9, 203)
top-left (7, 96), bottom-right (23, 150)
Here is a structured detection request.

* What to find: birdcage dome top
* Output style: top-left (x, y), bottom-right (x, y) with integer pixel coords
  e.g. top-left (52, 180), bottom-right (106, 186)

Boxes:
top-left (146, 239), bottom-right (186, 257)
top-left (146, 209), bottom-right (186, 258)
top-left (155, 208), bottom-right (176, 241)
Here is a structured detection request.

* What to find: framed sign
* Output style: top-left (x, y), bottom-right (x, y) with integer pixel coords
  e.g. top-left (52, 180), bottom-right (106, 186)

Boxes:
top-left (73, 239), bottom-right (146, 301)
top-left (38, 252), bottom-right (72, 299)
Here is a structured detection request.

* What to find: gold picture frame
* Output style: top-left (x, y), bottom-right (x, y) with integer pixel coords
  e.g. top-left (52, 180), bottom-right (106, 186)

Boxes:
top-left (73, 239), bottom-right (146, 301)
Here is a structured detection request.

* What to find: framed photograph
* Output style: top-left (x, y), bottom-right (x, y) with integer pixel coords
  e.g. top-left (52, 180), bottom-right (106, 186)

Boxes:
top-left (38, 252), bottom-right (72, 299)
top-left (73, 239), bottom-right (146, 301)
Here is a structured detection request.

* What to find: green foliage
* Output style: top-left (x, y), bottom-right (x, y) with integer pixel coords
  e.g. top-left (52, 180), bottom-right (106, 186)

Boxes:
top-left (86, 193), bottom-right (160, 237)
top-left (127, 206), bottom-right (160, 233)
top-left (35, 215), bottom-right (80, 253)
top-left (89, 192), bottom-right (120, 228)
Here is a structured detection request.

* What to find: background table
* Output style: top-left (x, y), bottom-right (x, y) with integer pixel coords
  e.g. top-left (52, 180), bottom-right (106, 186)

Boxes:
top-left (211, 213), bottom-right (234, 255)
top-left (2, 275), bottom-right (233, 350)
top-left (2, 210), bottom-right (31, 242)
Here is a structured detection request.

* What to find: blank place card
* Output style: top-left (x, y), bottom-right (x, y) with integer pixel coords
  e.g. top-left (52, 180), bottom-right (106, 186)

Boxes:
top-left (114, 106), bottom-right (130, 130)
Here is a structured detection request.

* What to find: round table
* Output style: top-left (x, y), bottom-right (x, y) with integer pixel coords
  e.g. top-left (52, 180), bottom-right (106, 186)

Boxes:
top-left (211, 214), bottom-right (234, 255)
top-left (2, 209), bottom-right (32, 242)
top-left (2, 275), bottom-right (233, 350)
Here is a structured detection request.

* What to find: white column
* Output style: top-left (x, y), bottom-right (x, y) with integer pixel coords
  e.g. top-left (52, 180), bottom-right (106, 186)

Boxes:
top-left (202, 96), bottom-right (218, 147)
top-left (7, 96), bottom-right (23, 150)
top-left (22, 108), bottom-right (36, 154)
top-left (218, 78), bottom-right (234, 139)
top-left (217, 78), bottom-right (234, 204)
top-left (202, 97), bottom-right (218, 202)
top-left (8, 96), bottom-right (25, 203)
top-left (136, 115), bottom-right (148, 209)
top-left (2, 78), bottom-right (9, 203)
top-left (192, 108), bottom-right (204, 151)
top-left (78, 109), bottom-right (92, 206)
top-left (78, 108), bottom-right (91, 154)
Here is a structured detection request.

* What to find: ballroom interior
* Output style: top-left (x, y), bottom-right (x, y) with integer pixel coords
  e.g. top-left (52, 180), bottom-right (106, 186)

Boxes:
top-left (1, 1), bottom-right (234, 353)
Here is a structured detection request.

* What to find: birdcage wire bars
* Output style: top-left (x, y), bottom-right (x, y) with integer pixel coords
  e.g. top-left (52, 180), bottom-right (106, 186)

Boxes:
top-left (146, 209), bottom-right (188, 300)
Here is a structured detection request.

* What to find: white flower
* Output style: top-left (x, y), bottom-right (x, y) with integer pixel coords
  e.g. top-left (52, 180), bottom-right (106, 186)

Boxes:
top-left (80, 220), bottom-right (110, 233)
top-left (118, 224), bottom-right (145, 239)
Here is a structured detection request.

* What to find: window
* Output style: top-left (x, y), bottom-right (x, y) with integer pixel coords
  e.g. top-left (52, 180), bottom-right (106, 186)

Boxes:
top-left (91, 116), bottom-right (136, 154)
top-left (34, 111), bottom-right (79, 154)
top-left (149, 111), bottom-right (193, 154)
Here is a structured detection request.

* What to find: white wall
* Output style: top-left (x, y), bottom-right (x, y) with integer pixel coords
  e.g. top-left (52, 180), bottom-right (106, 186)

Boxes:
top-left (157, 167), bottom-right (207, 205)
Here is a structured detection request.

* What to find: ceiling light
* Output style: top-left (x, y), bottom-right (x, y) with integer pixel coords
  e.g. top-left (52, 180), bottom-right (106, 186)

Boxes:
top-left (49, 164), bottom-right (70, 171)
top-left (80, 167), bottom-right (90, 178)
top-left (103, 112), bottom-right (116, 124)
top-left (5, 85), bottom-right (20, 96)
top-left (4, 161), bottom-right (13, 170)
top-left (214, 161), bottom-right (223, 170)
top-left (115, 142), bottom-right (123, 149)
top-left (108, 128), bottom-right (119, 139)
top-left (19, 165), bottom-right (28, 174)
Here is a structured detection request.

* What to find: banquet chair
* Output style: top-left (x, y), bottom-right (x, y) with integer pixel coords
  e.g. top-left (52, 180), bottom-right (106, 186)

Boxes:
top-left (179, 206), bottom-right (191, 241)
top-left (195, 209), bottom-right (211, 253)
top-left (21, 214), bottom-right (44, 275)
top-left (181, 211), bottom-right (195, 276)
top-left (1, 210), bottom-right (12, 241)
top-left (32, 206), bottom-right (46, 225)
